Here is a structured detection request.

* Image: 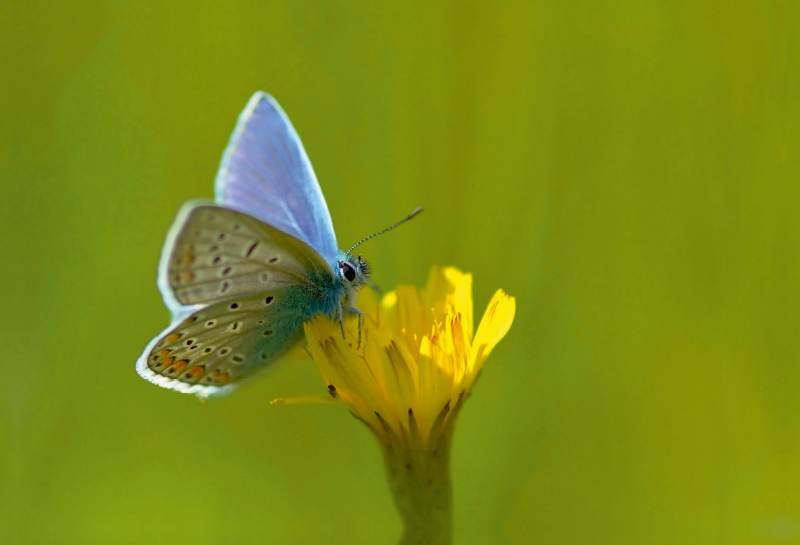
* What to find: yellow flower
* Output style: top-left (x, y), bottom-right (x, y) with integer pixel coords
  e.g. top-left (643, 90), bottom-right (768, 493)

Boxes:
top-left (273, 266), bottom-right (514, 544)
top-left (273, 266), bottom-right (515, 448)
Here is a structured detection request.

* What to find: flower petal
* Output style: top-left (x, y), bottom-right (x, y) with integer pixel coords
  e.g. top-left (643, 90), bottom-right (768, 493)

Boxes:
top-left (357, 286), bottom-right (381, 316)
top-left (416, 336), bottom-right (456, 439)
top-left (425, 267), bottom-right (474, 340)
top-left (271, 394), bottom-right (339, 405)
top-left (304, 318), bottom-right (390, 417)
top-left (467, 290), bottom-right (516, 383)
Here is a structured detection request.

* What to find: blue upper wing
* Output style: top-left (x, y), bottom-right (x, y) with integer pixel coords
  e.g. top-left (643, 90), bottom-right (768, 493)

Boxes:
top-left (214, 92), bottom-right (338, 262)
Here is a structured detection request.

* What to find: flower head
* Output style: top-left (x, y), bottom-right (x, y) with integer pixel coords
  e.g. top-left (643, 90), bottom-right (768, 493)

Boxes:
top-left (273, 266), bottom-right (515, 449)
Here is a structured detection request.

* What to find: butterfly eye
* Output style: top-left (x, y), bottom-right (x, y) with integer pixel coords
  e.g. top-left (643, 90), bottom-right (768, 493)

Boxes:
top-left (342, 262), bottom-right (356, 282)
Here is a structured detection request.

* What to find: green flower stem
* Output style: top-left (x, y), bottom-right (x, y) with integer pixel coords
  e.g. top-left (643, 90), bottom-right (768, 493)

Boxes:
top-left (382, 439), bottom-right (452, 545)
top-left (368, 391), bottom-right (470, 545)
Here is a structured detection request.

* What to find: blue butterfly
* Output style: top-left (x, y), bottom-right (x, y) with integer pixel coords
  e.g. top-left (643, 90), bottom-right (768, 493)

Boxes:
top-left (136, 92), bottom-right (420, 397)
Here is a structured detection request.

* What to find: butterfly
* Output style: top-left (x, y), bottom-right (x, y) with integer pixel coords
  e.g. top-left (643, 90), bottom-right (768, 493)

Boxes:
top-left (136, 92), bottom-right (421, 397)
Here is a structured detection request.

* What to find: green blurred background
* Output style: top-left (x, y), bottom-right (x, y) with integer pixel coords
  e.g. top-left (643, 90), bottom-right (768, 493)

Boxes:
top-left (2, 1), bottom-right (798, 543)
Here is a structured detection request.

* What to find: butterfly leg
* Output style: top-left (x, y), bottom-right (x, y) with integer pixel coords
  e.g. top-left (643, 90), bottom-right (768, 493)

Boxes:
top-left (301, 340), bottom-right (314, 360)
top-left (336, 300), bottom-right (346, 339)
top-left (344, 306), bottom-right (364, 348)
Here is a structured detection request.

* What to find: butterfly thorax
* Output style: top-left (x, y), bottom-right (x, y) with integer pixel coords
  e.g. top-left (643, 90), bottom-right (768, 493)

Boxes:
top-left (289, 265), bottom-right (348, 320)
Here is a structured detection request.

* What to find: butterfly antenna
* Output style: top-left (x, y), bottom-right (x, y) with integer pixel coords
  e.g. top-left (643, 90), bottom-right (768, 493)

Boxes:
top-left (347, 207), bottom-right (423, 255)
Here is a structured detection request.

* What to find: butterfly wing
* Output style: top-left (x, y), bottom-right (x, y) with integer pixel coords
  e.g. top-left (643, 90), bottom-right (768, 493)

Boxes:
top-left (157, 202), bottom-right (334, 314)
top-left (140, 92), bottom-right (344, 397)
top-left (142, 203), bottom-right (337, 396)
top-left (136, 289), bottom-right (308, 397)
top-left (214, 91), bottom-right (338, 263)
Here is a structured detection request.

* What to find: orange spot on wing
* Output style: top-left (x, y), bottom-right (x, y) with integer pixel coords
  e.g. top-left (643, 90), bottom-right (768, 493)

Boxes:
top-left (183, 316), bottom-right (197, 326)
top-left (158, 349), bottom-right (170, 359)
top-left (180, 272), bottom-right (195, 283)
top-left (172, 360), bottom-right (188, 373)
top-left (182, 254), bottom-right (194, 266)
top-left (162, 356), bottom-right (174, 367)
top-left (187, 366), bottom-right (205, 378)
top-left (167, 333), bottom-right (182, 343)
top-left (210, 369), bottom-right (229, 382)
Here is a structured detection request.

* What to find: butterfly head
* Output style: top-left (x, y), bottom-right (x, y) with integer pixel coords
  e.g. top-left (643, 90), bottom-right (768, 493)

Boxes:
top-left (337, 252), bottom-right (371, 289)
